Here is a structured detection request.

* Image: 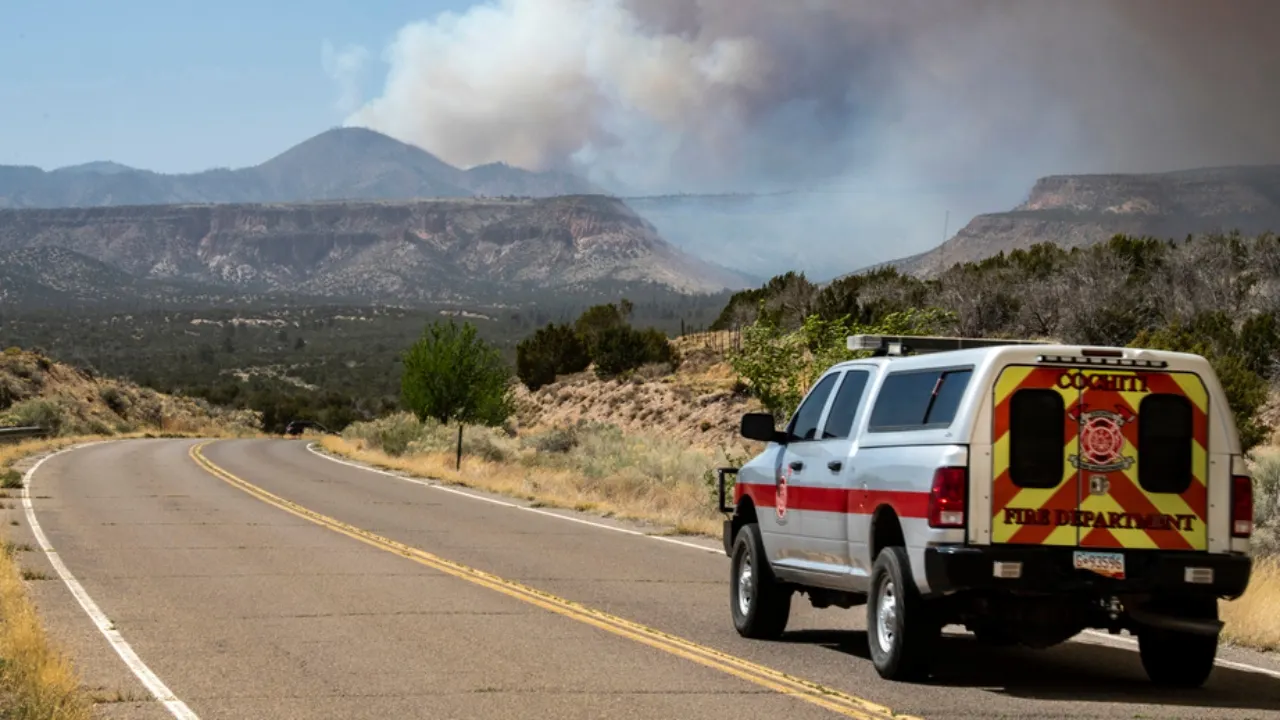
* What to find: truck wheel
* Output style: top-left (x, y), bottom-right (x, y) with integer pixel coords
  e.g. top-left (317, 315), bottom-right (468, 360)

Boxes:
top-left (867, 546), bottom-right (937, 681)
top-left (1139, 627), bottom-right (1218, 687)
top-left (730, 523), bottom-right (791, 639)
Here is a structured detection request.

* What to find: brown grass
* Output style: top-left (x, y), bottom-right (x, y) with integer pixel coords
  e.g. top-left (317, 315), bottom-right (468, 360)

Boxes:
top-left (0, 526), bottom-right (89, 720)
top-left (1221, 556), bottom-right (1280, 651)
top-left (319, 417), bottom-right (748, 537)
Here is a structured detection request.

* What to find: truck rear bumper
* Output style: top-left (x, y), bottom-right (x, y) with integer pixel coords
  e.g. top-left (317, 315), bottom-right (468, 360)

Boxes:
top-left (924, 545), bottom-right (1252, 599)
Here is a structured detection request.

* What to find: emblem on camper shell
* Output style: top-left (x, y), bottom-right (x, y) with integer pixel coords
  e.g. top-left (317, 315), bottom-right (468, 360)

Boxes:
top-left (1069, 407), bottom-right (1135, 473)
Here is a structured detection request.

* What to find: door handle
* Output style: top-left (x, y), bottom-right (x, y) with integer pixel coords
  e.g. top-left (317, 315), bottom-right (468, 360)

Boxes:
top-left (828, 460), bottom-right (843, 472)
top-left (788, 461), bottom-right (804, 471)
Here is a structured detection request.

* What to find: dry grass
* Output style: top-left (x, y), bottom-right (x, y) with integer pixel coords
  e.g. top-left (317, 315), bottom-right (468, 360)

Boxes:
top-left (1221, 556), bottom-right (1280, 651)
top-left (0, 527), bottom-right (89, 720)
top-left (320, 415), bottom-right (753, 537)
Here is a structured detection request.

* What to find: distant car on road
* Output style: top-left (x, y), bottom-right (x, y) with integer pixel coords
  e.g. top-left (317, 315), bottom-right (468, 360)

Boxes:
top-left (284, 420), bottom-right (330, 437)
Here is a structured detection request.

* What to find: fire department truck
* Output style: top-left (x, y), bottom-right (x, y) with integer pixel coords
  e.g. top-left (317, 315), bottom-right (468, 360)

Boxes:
top-left (716, 335), bottom-right (1254, 685)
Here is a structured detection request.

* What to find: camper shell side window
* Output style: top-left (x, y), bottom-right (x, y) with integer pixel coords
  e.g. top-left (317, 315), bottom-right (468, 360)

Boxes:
top-left (866, 366), bottom-right (975, 433)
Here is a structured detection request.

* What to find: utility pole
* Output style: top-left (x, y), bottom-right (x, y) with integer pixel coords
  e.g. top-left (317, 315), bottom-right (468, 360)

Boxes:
top-left (942, 210), bottom-right (950, 244)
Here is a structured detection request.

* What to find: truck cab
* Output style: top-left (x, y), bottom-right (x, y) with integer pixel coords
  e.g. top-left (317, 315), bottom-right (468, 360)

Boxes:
top-left (720, 335), bottom-right (1254, 685)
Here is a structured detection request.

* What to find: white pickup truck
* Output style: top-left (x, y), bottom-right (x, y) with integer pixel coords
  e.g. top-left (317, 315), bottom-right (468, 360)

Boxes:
top-left (717, 335), bottom-right (1253, 686)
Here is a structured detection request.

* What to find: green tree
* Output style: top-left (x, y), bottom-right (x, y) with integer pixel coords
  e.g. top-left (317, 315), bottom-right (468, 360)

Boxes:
top-left (401, 321), bottom-right (514, 466)
top-left (516, 323), bottom-right (590, 390)
top-left (728, 305), bottom-right (956, 421)
top-left (574, 301), bottom-right (631, 357)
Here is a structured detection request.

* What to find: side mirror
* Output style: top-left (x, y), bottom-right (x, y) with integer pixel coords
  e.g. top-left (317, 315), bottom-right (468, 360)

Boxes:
top-left (741, 412), bottom-right (787, 444)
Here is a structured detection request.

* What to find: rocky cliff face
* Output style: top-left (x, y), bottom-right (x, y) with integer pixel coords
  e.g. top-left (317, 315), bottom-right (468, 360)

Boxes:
top-left (890, 165), bottom-right (1280, 276)
top-left (0, 195), bottom-right (749, 305)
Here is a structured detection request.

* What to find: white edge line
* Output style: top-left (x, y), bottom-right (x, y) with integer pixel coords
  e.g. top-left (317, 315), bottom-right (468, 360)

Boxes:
top-left (303, 441), bottom-right (1280, 682)
top-left (1081, 629), bottom-right (1280, 680)
top-left (302, 442), bottom-right (722, 555)
top-left (22, 440), bottom-right (201, 720)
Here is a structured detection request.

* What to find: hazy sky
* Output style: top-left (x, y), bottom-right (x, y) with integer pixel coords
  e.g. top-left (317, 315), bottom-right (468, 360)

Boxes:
top-left (4, 1), bottom-right (1279, 273)
top-left (0, 0), bottom-right (469, 172)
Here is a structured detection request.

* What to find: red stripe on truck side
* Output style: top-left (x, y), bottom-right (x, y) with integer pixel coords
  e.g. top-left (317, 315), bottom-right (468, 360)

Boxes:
top-left (735, 483), bottom-right (929, 519)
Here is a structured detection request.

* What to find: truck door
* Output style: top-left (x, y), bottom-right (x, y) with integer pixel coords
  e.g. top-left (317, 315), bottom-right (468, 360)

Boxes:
top-left (1072, 368), bottom-right (1208, 552)
top-left (772, 371), bottom-right (841, 564)
top-left (798, 368), bottom-right (871, 575)
top-left (991, 366), bottom-right (1081, 546)
top-left (991, 365), bottom-right (1209, 552)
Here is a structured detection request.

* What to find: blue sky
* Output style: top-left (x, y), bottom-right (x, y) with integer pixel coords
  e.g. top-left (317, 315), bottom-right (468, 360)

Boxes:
top-left (0, 0), bottom-right (471, 172)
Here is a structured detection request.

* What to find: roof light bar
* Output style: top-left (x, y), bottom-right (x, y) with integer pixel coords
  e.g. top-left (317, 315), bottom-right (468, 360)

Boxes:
top-left (848, 334), bottom-right (1049, 356)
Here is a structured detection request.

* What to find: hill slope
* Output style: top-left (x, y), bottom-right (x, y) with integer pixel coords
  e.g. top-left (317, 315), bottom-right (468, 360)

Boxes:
top-left (0, 195), bottom-right (751, 305)
top-left (886, 165), bottom-right (1280, 276)
top-left (0, 128), bottom-right (602, 209)
top-left (0, 348), bottom-right (260, 436)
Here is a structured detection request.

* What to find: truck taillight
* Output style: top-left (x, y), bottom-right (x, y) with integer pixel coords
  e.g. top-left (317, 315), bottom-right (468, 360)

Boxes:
top-left (929, 467), bottom-right (967, 529)
top-left (1231, 474), bottom-right (1253, 539)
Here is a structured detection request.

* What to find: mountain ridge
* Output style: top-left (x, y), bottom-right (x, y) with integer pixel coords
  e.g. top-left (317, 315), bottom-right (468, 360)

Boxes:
top-left (0, 127), bottom-right (604, 209)
top-left (0, 195), bottom-right (752, 307)
top-left (876, 163), bottom-right (1280, 277)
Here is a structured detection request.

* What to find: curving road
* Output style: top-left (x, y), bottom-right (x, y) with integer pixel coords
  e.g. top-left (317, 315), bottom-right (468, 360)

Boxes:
top-left (12, 438), bottom-right (1280, 719)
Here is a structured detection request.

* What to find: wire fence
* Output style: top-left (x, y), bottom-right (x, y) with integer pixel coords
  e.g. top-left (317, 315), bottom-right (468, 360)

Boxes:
top-left (675, 328), bottom-right (743, 354)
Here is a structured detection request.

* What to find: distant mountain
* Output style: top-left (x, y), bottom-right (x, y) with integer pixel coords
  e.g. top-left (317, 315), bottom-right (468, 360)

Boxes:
top-left (881, 165), bottom-right (1280, 277)
top-left (52, 161), bottom-right (136, 176)
top-left (0, 128), bottom-right (603, 209)
top-left (0, 195), bottom-right (752, 307)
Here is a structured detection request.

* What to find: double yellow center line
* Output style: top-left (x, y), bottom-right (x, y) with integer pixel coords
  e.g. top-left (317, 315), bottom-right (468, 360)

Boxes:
top-left (189, 442), bottom-right (917, 720)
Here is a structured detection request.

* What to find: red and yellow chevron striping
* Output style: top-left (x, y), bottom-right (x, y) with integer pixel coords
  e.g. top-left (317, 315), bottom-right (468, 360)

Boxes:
top-left (991, 365), bottom-right (1208, 550)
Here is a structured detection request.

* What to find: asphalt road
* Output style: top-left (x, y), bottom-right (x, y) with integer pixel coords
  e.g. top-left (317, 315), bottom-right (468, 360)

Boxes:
top-left (13, 438), bottom-right (1280, 719)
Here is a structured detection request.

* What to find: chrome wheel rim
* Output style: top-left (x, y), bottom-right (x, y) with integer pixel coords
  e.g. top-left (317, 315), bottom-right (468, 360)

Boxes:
top-left (876, 578), bottom-right (898, 654)
top-left (737, 550), bottom-right (754, 617)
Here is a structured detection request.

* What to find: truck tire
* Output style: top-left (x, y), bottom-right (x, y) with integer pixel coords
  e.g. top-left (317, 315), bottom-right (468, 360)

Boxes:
top-left (867, 546), bottom-right (937, 681)
top-left (1139, 627), bottom-right (1218, 688)
top-left (1137, 596), bottom-right (1219, 688)
top-left (730, 523), bottom-right (791, 639)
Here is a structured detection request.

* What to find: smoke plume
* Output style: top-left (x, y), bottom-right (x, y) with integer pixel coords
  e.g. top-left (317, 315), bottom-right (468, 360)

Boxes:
top-left (346, 0), bottom-right (1280, 273)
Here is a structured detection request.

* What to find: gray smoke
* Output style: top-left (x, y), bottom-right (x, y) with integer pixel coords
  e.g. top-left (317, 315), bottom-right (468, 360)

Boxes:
top-left (347, 0), bottom-right (1280, 274)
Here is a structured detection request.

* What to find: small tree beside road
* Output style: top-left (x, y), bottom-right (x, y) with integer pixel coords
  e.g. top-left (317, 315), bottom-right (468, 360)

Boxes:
top-left (400, 320), bottom-right (514, 468)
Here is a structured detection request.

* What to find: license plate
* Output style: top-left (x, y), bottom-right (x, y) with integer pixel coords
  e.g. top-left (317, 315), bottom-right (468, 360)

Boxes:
top-left (1073, 550), bottom-right (1125, 579)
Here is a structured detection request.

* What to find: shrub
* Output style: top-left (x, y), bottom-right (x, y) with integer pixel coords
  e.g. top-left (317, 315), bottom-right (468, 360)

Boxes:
top-left (533, 427), bottom-right (579, 454)
top-left (593, 326), bottom-right (653, 379)
top-left (345, 413), bottom-right (426, 457)
top-left (574, 300), bottom-right (632, 357)
top-left (516, 323), bottom-right (590, 391)
top-left (4, 400), bottom-right (63, 436)
top-left (592, 326), bottom-right (677, 380)
top-left (100, 386), bottom-right (130, 416)
top-left (463, 432), bottom-right (510, 463)
top-left (1252, 451), bottom-right (1280, 536)
top-left (0, 379), bottom-right (15, 412)
top-left (728, 305), bottom-right (957, 420)
top-left (1, 470), bottom-right (22, 490)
